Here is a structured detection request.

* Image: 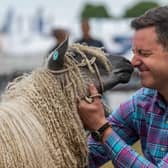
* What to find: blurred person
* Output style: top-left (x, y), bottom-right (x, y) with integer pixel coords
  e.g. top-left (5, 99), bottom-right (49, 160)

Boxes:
top-left (75, 19), bottom-right (105, 49)
top-left (78, 6), bottom-right (168, 167)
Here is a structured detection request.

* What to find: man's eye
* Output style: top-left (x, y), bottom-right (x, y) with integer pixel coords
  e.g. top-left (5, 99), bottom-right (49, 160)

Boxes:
top-left (141, 52), bottom-right (152, 57)
top-left (137, 49), bottom-right (152, 56)
top-left (141, 53), bottom-right (151, 56)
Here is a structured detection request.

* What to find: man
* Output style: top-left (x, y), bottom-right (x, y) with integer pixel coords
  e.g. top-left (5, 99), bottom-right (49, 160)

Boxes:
top-left (78, 6), bottom-right (168, 167)
top-left (75, 19), bottom-right (105, 48)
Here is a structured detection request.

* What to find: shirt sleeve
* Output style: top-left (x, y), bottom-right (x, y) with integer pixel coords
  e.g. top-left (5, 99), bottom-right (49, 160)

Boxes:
top-left (88, 130), bottom-right (168, 168)
top-left (105, 131), bottom-right (168, 168)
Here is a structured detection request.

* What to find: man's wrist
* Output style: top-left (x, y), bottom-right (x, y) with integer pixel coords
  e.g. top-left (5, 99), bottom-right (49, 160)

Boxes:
top-left (102, 126), bottom-right (112, 143)
top-left (94, 119), bottom-right (108, 131)
top-left (91, 121), bottom-right (112, 142)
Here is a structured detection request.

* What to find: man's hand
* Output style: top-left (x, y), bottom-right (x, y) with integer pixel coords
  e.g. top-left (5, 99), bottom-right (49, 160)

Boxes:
top-left (77, 84), bottom-right (108, 131)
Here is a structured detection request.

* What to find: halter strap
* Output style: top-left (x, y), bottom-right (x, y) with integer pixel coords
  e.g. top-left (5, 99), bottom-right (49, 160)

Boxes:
top-left (47, 56), bottom-right (104, 92)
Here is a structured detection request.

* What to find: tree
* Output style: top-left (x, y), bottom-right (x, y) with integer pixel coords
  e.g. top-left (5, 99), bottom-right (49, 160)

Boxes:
top-left (80, 3), bottom-right (111, 19)
top-left (123, 1), bottom-right (160, 18)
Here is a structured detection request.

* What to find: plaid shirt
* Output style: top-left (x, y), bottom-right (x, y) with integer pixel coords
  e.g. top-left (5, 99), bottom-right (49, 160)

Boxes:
top-left (88, 88), bottom-right (168, 167)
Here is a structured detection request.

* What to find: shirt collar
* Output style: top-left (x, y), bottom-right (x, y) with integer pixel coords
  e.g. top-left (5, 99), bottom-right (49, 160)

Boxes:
top-left (154, 91), bottom-right (167, 110)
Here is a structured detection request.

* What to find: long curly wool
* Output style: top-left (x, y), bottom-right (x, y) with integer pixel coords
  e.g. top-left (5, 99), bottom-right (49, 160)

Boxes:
top-left (0, 43), bottom-right (111, 168)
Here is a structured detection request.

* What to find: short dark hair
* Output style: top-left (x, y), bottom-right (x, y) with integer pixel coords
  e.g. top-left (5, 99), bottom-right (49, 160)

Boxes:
top-left (131, 6), bottom-right (168, 50)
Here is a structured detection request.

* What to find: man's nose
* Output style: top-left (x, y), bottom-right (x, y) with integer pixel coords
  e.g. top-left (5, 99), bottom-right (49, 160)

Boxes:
top-left (131, 55), bottom-right (141, 67)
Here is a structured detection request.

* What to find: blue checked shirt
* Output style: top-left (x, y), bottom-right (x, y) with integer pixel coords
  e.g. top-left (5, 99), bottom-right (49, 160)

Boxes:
top-left (88, 88), bottom-right (168, 167)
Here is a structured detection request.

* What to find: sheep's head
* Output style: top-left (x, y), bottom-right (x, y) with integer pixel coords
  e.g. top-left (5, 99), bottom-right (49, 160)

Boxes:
top-left (46, 37), bottom-right (133, 93)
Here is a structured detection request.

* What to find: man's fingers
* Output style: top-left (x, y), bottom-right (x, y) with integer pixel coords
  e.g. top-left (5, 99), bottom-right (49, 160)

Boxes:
top-left (89, 83), bottom-right (98, 95)
top-left (89, 84), bottom-right (101, 101)
top-left (77, 84), bottom-right (101, 105)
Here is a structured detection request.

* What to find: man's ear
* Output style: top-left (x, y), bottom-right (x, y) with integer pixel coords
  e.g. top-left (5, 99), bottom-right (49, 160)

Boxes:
top-left (47, 36), bottom-right (68, 71)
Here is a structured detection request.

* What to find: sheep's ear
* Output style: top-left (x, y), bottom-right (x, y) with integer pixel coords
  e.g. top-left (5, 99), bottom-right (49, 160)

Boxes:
top-left (47, 37), bottom-right (68, 70)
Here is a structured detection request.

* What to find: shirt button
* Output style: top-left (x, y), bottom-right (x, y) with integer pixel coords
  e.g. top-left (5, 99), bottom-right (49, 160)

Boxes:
top-left (161, 147), bottom-right (165, 151)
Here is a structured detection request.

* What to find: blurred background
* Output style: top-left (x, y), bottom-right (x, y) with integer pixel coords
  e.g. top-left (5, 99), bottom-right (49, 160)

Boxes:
top-left (0, 0), bottom-right (167, 167)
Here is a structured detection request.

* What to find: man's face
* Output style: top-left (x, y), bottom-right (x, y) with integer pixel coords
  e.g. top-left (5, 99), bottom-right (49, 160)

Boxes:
top-left (81, 20), bottom-right (90, 36)
top-left (131, 26), bottom-right (168, 91)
